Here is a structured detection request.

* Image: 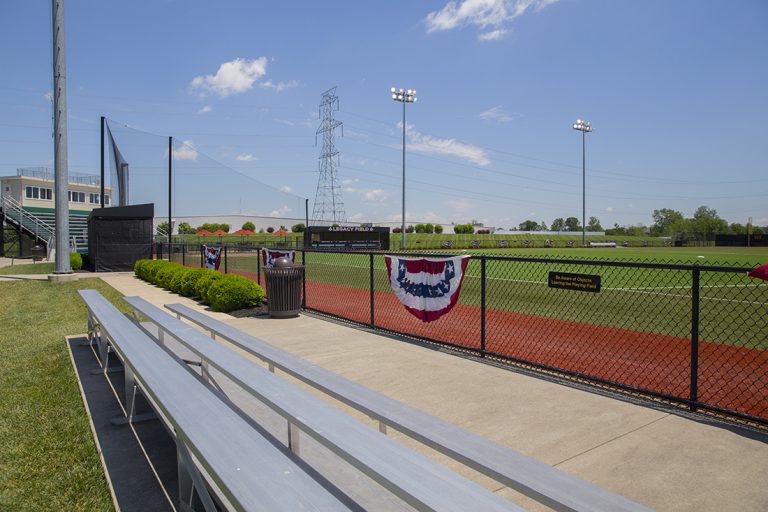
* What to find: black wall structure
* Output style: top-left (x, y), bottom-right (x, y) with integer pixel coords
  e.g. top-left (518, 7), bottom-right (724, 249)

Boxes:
top-left (88, 204), bottom-right (153, 271)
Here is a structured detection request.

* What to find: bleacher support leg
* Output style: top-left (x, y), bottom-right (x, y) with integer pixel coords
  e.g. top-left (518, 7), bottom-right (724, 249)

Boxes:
top-left (288, 422), bottom-right (301, 456)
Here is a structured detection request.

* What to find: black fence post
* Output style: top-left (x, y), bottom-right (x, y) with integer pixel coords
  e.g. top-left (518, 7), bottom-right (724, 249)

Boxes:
top-left (224, 246), bottom-right (228, 274)
top-left (301, 250), bottom-right (306, 309)
top-left (182, 244), bottom-right (186, 266)
top-left (480, 257), bottom-right (486, 356)
top-left (257, 248), bottom-right (261, 286)
top-left (369, 253), bottom-right (375, 328)
top-left (690, 264), bottom-right (700, 412)
top-left (199, 244), bottom-right (203, 268)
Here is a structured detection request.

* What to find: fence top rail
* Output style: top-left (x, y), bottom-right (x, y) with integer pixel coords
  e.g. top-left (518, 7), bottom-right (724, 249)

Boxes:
top-left (127, 296), bottom-right (522, 512)
top-left (78, 290), bottom-right (352, 511)
top-left (299, 247), bottom-right (757, 273)
top-left (164, 301), bottom-right (652, 512)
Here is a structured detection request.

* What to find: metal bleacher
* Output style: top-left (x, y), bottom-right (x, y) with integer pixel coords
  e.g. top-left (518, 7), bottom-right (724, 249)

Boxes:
top-left (1, 194), bottom-right (88, 253)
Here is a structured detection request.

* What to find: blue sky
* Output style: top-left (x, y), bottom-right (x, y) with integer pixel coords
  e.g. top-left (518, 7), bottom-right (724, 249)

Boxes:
top-left (1, 0), bottom-right (766, 228)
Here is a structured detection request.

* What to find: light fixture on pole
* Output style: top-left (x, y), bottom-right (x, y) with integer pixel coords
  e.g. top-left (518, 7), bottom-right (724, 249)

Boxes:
top-left (572, 118), bottom-right (593, 247)
top-left (391, 86), bottom-right (417, 250)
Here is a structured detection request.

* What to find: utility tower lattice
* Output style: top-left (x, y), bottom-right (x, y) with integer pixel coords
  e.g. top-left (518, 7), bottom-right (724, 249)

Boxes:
top-left (312, 87), bottom-right (345, 224)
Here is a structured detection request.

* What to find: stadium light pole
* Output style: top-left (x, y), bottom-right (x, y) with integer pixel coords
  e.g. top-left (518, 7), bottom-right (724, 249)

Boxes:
top-left (572, 119), bottom-right (593, 247)
top-left (391, 87), bottom-right (416, 250)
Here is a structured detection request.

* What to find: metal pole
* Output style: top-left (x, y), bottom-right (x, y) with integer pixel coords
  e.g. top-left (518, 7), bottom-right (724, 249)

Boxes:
top-left (168, 136), bottom-right (172, 251)
top-left (582, 131), bottom-right (586, 247)
top-left (369, 253), bottom-right (375, 328)
top-left (100, 116), bottom-right (105, 208)
top-left (52, 0), bottom-right (71, 274)
top-left (690, 264), bottom-right (700, 412)
top-left (480, 257), bottom-right (486, 356)
top-left (401, 100), bottom-right (406, 250)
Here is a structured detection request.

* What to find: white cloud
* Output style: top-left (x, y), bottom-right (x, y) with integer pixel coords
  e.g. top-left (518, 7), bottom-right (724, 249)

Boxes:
top-left (479, 105), bottom-right (520, 123)
top-left (269, 205), bottom-right (292, 217)
top-left (605, 207), bottom-right (614, 213)
top-left (478, 28), bottom-right (508, 41)
top-left (425, 0), bottom-right (559, 40)
top-left (43, 91), bottom-right (53, 102)
top-left (236, 153), bottom-right (257, 161)
top-left (190, 57), bottom-right (268, 97)
top-left (174, 140), bottom-right (198, 161)
top-left (400, 122), bottom-right (490, 166)
top-left (259, 79), bottom-right (299, 92)
top-left (340, 178), bottom-right (359, 186)
top-left (362, 189), bottom-right (389, 203)
top-left (449, 198), bottom-right (473, 214)
top-left (198, 105), bottom-right (213, 114)
top-left (279, 185), bottom-right (293, 193)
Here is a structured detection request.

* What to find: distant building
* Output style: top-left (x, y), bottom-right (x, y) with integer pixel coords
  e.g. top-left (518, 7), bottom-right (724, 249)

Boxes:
top-left (0, 167), bottom-right (111, 216)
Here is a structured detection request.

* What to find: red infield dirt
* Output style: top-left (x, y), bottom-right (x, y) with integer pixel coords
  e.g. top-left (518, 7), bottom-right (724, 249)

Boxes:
top-left (229, 270), bottom-right (767, 421)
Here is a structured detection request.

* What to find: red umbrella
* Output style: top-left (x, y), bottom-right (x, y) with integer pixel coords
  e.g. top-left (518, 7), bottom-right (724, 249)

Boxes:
top-left (196, 229), bottom-right (212, 235)
top-left (273, 229), bottom-right (290, 235)
top-left (233, 229), bottom-right (255, 235)
top-left (213, 229), bottom-right (228, 235)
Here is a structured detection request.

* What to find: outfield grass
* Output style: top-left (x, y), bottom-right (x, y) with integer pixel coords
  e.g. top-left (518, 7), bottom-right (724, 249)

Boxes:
top-left (226, 246), bottom-right (767, 350)
top-left (0, 278), bottom-right (124, 511)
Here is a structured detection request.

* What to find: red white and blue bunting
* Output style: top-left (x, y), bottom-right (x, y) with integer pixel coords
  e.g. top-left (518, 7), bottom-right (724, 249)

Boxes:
top-left (261, 248), bottom-right (296, 268)
top-left (203, 245), bottom-right (222, 270)
top-left (385, 255), bottom-right (471, 323)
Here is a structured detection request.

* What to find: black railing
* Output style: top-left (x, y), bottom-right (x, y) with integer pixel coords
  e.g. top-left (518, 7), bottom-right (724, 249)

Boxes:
top-left (152, 244), bottom-right (768, 427)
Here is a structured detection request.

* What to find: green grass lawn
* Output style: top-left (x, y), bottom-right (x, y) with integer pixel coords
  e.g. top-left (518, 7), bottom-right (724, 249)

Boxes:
top-left (0, 278), bottom-right (125, 511)
top-left (0, 262), bottom-right (55, 275)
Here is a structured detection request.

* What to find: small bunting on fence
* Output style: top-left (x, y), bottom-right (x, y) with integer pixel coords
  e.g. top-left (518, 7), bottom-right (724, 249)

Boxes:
top-left (747, 263), bottom-right (768, 282)
top-left (261, 248), bottom-right (295, 268)
top-left (203, 245), bottom-right (222, 270)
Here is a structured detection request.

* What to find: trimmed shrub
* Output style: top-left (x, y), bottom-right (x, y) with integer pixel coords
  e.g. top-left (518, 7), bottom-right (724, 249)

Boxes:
top-left (195, 271), bottom-right (228, 303)
top-left (180, 268), bottom-right (208, 297)
top-left (207, 275), bottom-right (265, 313)
top-left (70, 252), bottom-right (83, 270)
top-left (132, 259), bottom-right (265, 313)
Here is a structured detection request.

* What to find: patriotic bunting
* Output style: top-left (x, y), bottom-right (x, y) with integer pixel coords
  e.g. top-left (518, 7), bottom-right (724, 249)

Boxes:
top-left (261, 248), bottom-right (296, 268)
top-left (203, 245), bottom-right (222, 270)
top-left (385, 255), bottom-right (470, 323)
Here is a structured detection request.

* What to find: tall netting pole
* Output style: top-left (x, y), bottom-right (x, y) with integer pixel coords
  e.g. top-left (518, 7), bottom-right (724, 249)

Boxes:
top-left (52, 0), bottom-right (71, 273)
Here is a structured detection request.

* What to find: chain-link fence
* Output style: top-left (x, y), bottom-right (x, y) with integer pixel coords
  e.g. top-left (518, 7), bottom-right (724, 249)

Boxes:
top-left (151, 245), bottom-right (767, 427)
top-left (298, 249), bottom-right (767, 427)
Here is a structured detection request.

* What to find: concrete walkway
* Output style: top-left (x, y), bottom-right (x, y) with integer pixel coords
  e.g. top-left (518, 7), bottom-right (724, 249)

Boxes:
top-left (94, 272), bottom-right (768, 511)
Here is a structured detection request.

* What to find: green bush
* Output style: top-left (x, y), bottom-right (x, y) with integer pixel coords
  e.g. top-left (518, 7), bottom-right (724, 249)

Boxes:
top-left (195, 271), bottom-right (228, 303)
top-left (180, 268), bottom-right (208, 297)
top-left (70, 252), bottom-right (83, 270)
top-left (132, 259), bottom-right (265, 313)
top-left (207, 275), bottom-right (265, 312)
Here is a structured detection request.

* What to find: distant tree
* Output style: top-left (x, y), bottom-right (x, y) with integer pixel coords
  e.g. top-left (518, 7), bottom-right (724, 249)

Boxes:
top-left (177, 222), bottom-right (195, 234)
top-left (331, 223), bottom-right (340, 228)
top-left (729, 223), bottom-right (746, 235)
top-left (550, 218), bottom-right (565, 231)
top-left (454, 223), bottom-right (475, 234)
top-left (564, 217), bottom-right (581, 232)
top-left (434, 224), bottom-right (443, 234)
top-left (538, 222), bottom-right (548, 231)
top-left (684, 206), bottom-right (728, 240)
top-left (626, 225), bottom-right (648, 237)
top-left (406, 225), bottom-right (415, 233)
top-left (266, 226), bottom-right (274, 233)
top-left (424, 223), bottom-right (434, 234)
top-left (241, 221), bottom-right (256, 232)
top-left (652, 208), bottom-right (684, 235)
top-left (392, 227), bottom-right (402, 233)
top-left (518, 220), bottom-right (539, 231)
top-left (279, 225), bottom-right (287, 231)
top-left (414, 224), bottom-right (426, 233)
top-left (586, 216), bottom-right (603, 232)
top-left (291, 223), bottom-right (305, 232)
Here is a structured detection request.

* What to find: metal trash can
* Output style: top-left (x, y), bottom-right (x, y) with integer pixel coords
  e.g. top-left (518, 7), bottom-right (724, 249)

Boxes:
top-left (31, 244), bottom-right (46, 262)
top-left (263, 257), bottom-right (304, 318)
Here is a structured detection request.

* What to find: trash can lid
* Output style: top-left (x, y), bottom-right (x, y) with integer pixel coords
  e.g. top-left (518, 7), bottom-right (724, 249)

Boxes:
top-left (273, 256), bottom-right (294, 268)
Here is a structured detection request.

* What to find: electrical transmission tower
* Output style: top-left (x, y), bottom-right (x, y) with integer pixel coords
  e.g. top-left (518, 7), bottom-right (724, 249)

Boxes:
top-left (312, 87), bottom-right (345, 224)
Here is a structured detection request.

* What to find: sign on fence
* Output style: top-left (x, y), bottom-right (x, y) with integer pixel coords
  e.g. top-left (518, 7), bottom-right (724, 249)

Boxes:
top-left (548, 272), bottom-right (601, 292)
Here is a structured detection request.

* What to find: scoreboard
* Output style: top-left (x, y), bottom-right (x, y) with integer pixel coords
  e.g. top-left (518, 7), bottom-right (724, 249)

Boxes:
top-left (304, 226), bottom-right (390, 250)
